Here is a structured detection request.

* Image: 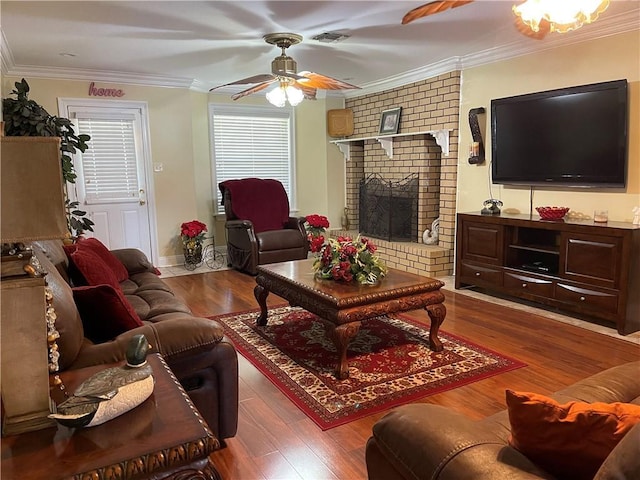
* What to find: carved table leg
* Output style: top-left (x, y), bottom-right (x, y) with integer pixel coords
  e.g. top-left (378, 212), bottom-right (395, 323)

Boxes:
top-left (330, 321), bottom-right (361, 380)
top-left (254, 282), bottom-right (270, 326)
top-left (425, 303), bottom-right (446, 352)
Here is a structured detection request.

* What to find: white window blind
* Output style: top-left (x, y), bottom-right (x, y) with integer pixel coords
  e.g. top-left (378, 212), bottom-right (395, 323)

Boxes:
top-left (75, 117), bottom-right (139, 203)
top-left (211, 105), bottom-right (294, 210)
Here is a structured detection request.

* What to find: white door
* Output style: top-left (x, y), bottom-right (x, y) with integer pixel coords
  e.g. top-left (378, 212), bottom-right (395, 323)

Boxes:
top-left (59, 100), bottom-right (156, 261)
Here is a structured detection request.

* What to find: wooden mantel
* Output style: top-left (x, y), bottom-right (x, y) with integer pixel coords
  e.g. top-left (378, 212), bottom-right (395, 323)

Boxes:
top-left (330, 129), bottom-right (451, 160)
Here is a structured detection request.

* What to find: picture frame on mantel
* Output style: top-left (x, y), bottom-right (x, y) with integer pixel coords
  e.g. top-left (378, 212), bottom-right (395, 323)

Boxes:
top-left (379, 107), bottom-right (402, 135)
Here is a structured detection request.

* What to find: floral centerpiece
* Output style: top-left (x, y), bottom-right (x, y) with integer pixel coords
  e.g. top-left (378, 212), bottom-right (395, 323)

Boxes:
top-left (180, 220), bottom-right (207, 265)
top-left (312, 235), bottom-right (387, 285)
top-left (305, 214), bottom-right (330, 253)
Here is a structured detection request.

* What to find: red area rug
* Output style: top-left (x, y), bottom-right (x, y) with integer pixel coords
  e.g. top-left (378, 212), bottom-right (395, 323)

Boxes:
top-left (214, 305), bottom-right (525, 430)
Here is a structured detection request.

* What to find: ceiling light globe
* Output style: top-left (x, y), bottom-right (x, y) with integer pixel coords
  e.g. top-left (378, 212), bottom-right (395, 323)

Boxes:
top-left (266, 86), bottom-right (287, 107)
top-left (285, 86), bottom-right (304, 106)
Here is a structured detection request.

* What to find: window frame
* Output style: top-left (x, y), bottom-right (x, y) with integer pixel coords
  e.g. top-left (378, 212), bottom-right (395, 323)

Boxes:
top-left (209, 103), bottom-right (297, 214)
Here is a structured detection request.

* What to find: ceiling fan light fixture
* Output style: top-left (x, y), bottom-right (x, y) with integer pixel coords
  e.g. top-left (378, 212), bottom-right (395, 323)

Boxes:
top-left (285, 85), bottom-right (304, 106)
top-left (266, 85), bottom-right (287, 107)
top-left (265, 81), bottom-right (304, 108)
top-left (513, 0), bottom-right (610, 34)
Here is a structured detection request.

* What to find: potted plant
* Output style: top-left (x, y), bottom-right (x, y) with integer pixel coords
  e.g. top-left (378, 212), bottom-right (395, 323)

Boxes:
top-left (2, 78), bottom-right (94, 235)
top-left (180, 220), bottom-right (208, 269)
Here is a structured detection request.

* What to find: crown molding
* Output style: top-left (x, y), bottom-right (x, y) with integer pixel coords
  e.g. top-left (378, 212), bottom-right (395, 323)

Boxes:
top-left (344, 57), bottom-right (463, 99)
top-left (1, 29), bottom-right (16, 76)
top-left (2, 7), bottom-right (637, 95)
top-left (349, 7), bottom-right (639, 98)
top-left (2, 63), bottom-right (197, 89)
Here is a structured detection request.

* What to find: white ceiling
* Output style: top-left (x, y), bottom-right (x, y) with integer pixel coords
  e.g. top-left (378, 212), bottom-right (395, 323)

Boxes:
top-left (1, 1), bottom-right (639, 96)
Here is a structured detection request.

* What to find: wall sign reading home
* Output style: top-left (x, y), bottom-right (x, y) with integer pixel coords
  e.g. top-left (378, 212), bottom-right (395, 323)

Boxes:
top-left (88, 82), bottom-right (125, 97)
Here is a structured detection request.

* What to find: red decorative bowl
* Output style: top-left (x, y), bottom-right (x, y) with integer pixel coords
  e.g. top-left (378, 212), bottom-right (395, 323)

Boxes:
top-left (536, 206), bottom-right (570, 220)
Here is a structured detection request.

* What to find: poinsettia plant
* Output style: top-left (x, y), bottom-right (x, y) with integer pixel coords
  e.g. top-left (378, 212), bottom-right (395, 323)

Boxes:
top-left (312, 235), bottom-right (387, 285)
top-left (305, 214), bottom-right (330, 253)
top-left (180, 220), bottom-right (207, 245)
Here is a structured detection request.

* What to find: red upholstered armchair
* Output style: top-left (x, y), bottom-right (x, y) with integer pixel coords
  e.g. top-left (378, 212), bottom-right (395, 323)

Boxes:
top-left (219, 178), bottom-right (309, 275)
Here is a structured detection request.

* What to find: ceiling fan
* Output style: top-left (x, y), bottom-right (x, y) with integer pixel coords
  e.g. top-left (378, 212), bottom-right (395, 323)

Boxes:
top-left (401, 1), bottom-right (610, 40)
top-left (209, 33), bottom-right (360, 107)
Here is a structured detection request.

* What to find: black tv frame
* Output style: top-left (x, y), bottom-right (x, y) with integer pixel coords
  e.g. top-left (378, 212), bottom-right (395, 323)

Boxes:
top-left (490, 79), bottom-right (628, 188)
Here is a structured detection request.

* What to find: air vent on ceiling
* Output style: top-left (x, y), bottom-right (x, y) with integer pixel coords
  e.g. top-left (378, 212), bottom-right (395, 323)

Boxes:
top-left (311, 32), bottom-right (350, 43)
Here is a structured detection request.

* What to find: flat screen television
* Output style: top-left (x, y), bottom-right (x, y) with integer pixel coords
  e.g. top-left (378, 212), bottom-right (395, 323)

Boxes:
top-left (491, 79), bottom-right (628, 188)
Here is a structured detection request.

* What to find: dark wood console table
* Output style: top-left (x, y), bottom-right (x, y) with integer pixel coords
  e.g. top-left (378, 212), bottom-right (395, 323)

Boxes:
top-left (1, 354), bottom-right (221, 480)
top-left (254, 259), bottom-right (446, 379)
top-left (455, 212), bottom-right (640, 334)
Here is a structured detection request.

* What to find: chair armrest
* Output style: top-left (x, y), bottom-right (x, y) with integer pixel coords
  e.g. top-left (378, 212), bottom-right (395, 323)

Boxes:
top-left (285, 216), bottom-right (309, 255)
top-left (368, 404), bottom-right (548, 480)
top-left (284, 216), bottom-right (306, 230)
top-left (225, 219), bottom-right (258, 253)
top-left (225, 219), bottom-right (254, 231)
top-left (110, 248), bottom-right (157, 275)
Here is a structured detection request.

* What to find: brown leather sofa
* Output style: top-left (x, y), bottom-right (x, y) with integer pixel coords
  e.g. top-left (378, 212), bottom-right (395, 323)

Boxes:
top-left (219, 178), bottom-right (308, 275)
top-left (33, 239), bottom-right (238, 442)
top-left (366, 361), bottom-right (640, 479)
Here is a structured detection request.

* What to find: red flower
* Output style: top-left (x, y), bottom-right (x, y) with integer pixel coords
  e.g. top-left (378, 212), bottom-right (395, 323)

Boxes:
top-left (341, 244), bottom-right (357, 258)
top-left (362, 237), bottom-right (377, 253)
top-left (310, 235), bottom-right (325, 253)
top-left (180, 220), bottom-right (207, 239)
top-left (305, 214), bottom-right (329, 229)
top-left (331, 261), bottom-right (353, 282)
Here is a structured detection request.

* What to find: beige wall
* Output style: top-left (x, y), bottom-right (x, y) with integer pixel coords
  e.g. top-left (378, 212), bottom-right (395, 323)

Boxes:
top-left (458, 31), bottom-right (640, 222)
top-left (1, 75), bottom-right (340, 263)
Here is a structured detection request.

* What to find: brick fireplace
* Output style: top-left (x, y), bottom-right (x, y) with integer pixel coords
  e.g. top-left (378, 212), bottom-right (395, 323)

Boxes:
top-left (333, 71), bottom-right (460, 278)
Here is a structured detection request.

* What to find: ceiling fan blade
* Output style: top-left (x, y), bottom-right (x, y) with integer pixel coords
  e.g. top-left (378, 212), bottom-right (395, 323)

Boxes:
top-left (293, 83), bottom-right (318, 100)
top-left (273, 70), bottom-right (308, 81)
top-left (230, 80), bottom-right (278, 101)
top-left (297, 72), bottom-right (360, 90)
top-left (514, 16), bottom-right (550, 40)
top-left (402, 1), bottom-right (474, 25)
top-left (209, 74), bottom-right (276, 92)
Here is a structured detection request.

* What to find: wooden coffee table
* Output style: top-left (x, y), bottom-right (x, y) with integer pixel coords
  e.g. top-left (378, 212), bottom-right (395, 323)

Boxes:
top-left (1, 354), bottom-right (221, 480)
top-left (254, 259), bottom-right (446, 379)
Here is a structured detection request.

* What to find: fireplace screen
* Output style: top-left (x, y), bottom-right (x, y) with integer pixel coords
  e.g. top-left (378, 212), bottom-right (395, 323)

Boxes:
top-left (359, 173), bottom-right (418, 242)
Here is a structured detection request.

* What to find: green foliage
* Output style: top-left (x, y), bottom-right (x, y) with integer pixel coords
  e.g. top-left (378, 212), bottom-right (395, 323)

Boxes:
top-left (2, 78), bottom-right (93, 233)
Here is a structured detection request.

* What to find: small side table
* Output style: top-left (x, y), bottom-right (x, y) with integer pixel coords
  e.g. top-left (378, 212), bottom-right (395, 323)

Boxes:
top-left (1, 354), bottom-right (221, 480)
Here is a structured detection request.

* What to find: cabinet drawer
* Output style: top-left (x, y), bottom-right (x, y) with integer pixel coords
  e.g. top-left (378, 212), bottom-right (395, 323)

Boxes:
top-left (459, 262), bottom-right (503, 286)
top-left (504, 271), bottom-right (554, 297)
top-left (555, 283), bottom-right (619, 314)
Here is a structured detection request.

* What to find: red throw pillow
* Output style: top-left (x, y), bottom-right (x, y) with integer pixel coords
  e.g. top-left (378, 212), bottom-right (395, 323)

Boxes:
top-left (73, 285), bottom-right (143, 343)
top-left (77, 238), bottom-right (129, 282)
top-left (506, 389), bottom-right (640, 480)
top-left (69, 248), bottom-right (121, 289)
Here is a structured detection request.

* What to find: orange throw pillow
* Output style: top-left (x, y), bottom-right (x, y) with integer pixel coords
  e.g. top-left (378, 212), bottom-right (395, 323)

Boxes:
top-left (506, 390), bottom-right (640, 480)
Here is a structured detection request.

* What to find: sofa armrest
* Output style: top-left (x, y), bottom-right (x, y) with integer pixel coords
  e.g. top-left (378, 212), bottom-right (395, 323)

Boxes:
top-left (111, 248), bottom-right (157, 275)
top-left (367, 404), bottom-right (551, 480)
top-left (594, 422), bottom-right (640, 480)
top-left (69, 316), bottom-right (225, 368)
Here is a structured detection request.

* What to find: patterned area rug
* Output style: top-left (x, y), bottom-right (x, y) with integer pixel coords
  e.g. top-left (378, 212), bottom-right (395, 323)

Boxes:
top-left (214, 305), bottom-right (525, 430)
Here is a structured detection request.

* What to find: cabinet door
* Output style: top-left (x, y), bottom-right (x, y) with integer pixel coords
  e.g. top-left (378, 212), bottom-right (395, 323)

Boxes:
top-left (460, 221), bottom-right (504, 266)
top-left (561, 233), bottom-right (622, 289)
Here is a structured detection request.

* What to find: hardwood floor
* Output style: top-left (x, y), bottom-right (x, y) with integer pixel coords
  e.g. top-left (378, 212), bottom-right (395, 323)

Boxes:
top-left (163, 270), bottom-right (639, 480)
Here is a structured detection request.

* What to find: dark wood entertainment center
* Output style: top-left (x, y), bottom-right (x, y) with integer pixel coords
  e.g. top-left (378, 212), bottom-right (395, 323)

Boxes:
top-left (455, 212), bottom-right (640, 334)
